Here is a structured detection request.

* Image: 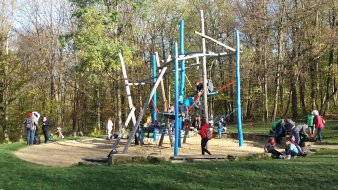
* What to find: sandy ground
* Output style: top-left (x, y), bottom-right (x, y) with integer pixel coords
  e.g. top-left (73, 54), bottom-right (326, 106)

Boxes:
top-left (15, 135), bottom-right (265, 167)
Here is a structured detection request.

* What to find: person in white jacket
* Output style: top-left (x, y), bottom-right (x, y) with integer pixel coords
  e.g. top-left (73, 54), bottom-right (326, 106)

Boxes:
top-left (106, 117), bottom-right (113, 139)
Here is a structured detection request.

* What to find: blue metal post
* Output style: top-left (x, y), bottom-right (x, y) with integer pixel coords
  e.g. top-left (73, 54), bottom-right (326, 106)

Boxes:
top-left (152, 54), bottom-right (157, 142)
top-left (174, 42), bottom-right (179, 156)
top-left (178, 19), bottom-right (185, 148)
top-left (236, 30), bottom-right (244, 147)
top-left (179, 19), bottom-right (185, 101)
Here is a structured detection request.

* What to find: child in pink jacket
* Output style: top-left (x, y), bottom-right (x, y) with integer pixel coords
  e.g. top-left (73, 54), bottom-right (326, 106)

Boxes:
top-left (313, 110), bottom-right (325, 142)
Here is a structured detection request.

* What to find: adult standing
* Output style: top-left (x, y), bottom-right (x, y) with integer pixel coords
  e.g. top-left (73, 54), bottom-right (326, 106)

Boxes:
top-left (32, 111), bottom-right (41, 121)
top-left (23, 113), bottom-right (37, 145)
top-left (42, 116), bottom-right (51, 143)
top-left (32, 111), bottom-right (40, 144)
top-left (106, 117), bottom-right (113, 140)
top-left (313, 110), bottom-right (325, 142)
top-left (199, 117), bottom-right (212, 155)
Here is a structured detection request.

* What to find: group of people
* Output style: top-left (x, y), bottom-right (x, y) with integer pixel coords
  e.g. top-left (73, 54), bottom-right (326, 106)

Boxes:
top-left (23, 112), bottom-right (64, 145)
top-left (267, 135), bottom-right (307, 159)
top-left (268, 109), bottom-right (326, 159)
top-left (271, 109), bottom-right (325, 145)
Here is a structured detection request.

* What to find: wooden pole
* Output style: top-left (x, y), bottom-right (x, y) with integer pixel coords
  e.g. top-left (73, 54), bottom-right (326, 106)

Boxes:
top-left (123, 67), bottom-right (168, 153)
top-left (108, 107), bottom-right (136, 156)
top-left (195, 31), bottom-right (236, 52)
top-left (119, 53), bottom-right (137, 125)
top-left (200, 10), bottom-right (209, 122)
top-left (155, 52), bottom-right (168, 111)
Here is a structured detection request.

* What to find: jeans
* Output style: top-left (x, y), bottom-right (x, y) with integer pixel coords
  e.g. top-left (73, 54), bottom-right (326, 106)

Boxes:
top-left (217, 127), bottom-right (222, 138)
top-left (292, 130), bottom-right (301, 145)
top-left (317, 128), bottom-right (323, 141)
top-left (26, 129), bottom-right (35, 145)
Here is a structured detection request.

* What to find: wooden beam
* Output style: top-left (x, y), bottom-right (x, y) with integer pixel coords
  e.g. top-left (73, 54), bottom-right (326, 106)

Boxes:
top-left (123, 67), bottom-right (168, 153)
top-left (201, 10), bottom-right (209, 122)
top-left (195, 31), bottom-right (236, 52)
top-left (108, 107), bottom-right (136, 157)
top-left (155, 52), bottom-right (168, 112)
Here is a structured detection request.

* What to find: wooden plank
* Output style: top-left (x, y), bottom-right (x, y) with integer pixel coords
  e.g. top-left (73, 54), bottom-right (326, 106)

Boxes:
top-left (171, 154), bottom-right (229, 160)
top-left (195, 31), bottom-right (236, 52)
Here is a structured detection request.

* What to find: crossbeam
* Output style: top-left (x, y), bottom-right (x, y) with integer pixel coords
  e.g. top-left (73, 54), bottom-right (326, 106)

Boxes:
top-left (195, 31), bottom-right (236, 52)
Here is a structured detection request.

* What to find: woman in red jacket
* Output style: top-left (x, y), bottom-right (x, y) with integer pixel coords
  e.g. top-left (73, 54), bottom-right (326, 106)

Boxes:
top-left (199, 117), bottom-right (212, 155)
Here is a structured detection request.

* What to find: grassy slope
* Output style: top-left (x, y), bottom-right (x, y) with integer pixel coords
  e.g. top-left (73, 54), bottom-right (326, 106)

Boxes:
top-left (1, 143), bottom-right (338, 190)
top-left (227, 120), bottom-right (338, 143)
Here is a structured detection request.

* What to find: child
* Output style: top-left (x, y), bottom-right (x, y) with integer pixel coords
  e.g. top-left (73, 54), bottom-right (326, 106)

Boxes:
top-left (313, 110), bottom-right (325, 142)
top-left (199, 117), bottom-right (212, 155)
top-left (266, 137), bottom-right (284, 159)
top-left (284, 140), bottom-right (306, 159)
top-left (218, 117), bottom-right (226, 139)
top-left (56, 127), bottom-right (64, 138)
top-left (306, 109), bottom-right (315, 137)
top-left (289, 135), bottom-right (305, 155)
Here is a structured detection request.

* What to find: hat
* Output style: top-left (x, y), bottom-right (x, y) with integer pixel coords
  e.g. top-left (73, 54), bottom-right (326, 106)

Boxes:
top-left (312, 110), bottom-right (319, 116)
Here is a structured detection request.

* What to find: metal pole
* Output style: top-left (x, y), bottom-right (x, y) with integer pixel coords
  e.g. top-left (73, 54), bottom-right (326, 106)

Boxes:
top-left (174, 42), bottom-right (179, 156)
top-left (178, 19), bottom-right (185, 148)
top-left (152, 54), bottom-right (157, 142)
top-left (236, 30), bottom-right (244, 147)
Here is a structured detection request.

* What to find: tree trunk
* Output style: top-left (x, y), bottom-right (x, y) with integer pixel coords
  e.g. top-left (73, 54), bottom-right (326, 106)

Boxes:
top-left (96, 87), bottom-right (101, 129)
top-left (299, 73), bottom-right (306, 115)
top-left (291, 71), bottom-right (298, 119)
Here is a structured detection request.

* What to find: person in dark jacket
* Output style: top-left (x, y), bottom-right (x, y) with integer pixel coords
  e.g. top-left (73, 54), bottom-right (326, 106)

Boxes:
top-left (42, 116), bottom-right (51, 143)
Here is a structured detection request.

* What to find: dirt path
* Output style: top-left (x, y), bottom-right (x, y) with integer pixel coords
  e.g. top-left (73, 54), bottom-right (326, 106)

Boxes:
top-left (15, 135), bottom-right (265, 167)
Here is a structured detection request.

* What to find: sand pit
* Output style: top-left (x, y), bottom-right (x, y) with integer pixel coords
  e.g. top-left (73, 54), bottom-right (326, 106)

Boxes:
top-left (15, 135), bottom-right (265, 167)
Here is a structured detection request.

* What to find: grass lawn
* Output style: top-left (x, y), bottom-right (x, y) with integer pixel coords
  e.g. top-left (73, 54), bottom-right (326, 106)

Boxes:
top-left (1, 142), bottom-right (338, 190)
top-left (227, 120), bottom-right (338, 143)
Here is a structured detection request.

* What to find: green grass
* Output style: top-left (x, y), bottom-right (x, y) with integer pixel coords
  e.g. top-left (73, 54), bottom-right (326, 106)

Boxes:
top-left (227, 120), bottom-right (338, 143)
top-left (1, 143), bottom-right (338, 190)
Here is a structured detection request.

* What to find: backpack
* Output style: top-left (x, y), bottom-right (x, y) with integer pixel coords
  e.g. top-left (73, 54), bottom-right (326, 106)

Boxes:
top-left (206, 129), bottom-right (213, 140)
top-left (24, 118), bottom-right (33, 129)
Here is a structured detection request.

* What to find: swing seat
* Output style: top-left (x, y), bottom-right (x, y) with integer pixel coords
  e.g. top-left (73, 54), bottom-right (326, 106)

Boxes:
top-left (207, 91), bottom-right (217, 96)
top-left (159, 112), bottom-right (184, 119)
